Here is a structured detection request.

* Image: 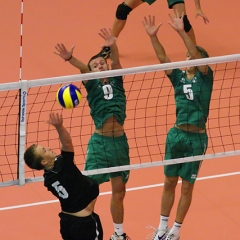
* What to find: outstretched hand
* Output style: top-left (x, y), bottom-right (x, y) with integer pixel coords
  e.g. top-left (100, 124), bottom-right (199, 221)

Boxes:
top-left (98, 28), bottom-right (115, 48)
top-left (142, 15), bottom-right (163, 37)
top-left (195, 9), bottom-right (209, 24)
top-left (168, 10), bottom-right (184, 32)
top-left (47, 112), bottom-right (63, 129)
top-left (54, 44), bottom-right (75, 61)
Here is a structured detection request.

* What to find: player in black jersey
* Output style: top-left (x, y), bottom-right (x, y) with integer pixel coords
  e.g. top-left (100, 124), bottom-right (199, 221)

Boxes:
top-left (143, 13), bottom-right (213, 240)
top-left (24, 112), bottom-right (103, 240)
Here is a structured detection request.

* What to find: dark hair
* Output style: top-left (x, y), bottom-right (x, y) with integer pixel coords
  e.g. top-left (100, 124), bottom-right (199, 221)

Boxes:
top-left (24, 144), bottom-right (44, 170)
top-left (87, 54), bottom-right (107, 71)
top-left (196, 46), bottom-right (209, 58)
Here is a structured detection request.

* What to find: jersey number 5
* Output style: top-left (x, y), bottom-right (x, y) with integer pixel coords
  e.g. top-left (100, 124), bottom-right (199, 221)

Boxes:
top-left (52, 181), bottom-right (69, 199)
top-left (183, 84), bottom-right (194, 100)
top-left (102, 84), bottom-right (113, 100)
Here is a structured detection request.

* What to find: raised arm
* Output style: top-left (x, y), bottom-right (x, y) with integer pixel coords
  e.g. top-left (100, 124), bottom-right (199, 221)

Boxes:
top-left (47, 112), bottom-right (74, 152)
top-left (142, 15), bottom-right (172, 75)
top-left (54, 44), bottom-right (90, 74)
top-left (99, 28), bottom-right (122, 70)
top-left (168, 11), bottom-right (208, 74)
top-left (194, 0), bottom-right (209, 24)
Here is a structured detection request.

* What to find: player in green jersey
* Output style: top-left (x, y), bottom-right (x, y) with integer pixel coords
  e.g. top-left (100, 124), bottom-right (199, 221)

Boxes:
top-left (143, 13), bottom-right (213, 240)
top-left (54, 28), bottom-right (130, 240)
top-left (100, 0), bottom-right (209, 59)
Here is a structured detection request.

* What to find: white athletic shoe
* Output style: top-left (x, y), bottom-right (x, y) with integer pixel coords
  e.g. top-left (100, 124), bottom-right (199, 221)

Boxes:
top-left (110, 232), bottom-right (131, 240)
top-left (165, 232), bottom-right (180, 240)
top-left (146, 226), bottom-right (169, 240)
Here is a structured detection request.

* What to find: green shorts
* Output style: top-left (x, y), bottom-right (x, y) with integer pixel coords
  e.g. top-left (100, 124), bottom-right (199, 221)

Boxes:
top-left (167, 0), bottom-right (185, 9)
top-left (164, 127), bottom-right (208, 184)
top-left (84, 132), bottom-right (130, 184)
top-left (143, 0), bottom-right (156, 5)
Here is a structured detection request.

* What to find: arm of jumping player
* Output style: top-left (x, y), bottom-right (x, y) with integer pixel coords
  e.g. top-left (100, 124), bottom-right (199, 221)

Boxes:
top-left (168, 11), bottom-right (208, 74)
top-left (142, 15), bottom-right (172, 75)
top-left (194, 0), bottom-right (209, 24)
top-left (47, 112), bottom-right (74, 153)
top-left (99, 28), bottom-right (122, 70)
top-left (54, 43), bottom-right (90, 74)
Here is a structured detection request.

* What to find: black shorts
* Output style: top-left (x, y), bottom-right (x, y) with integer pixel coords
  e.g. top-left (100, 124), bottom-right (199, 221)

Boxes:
top-left (59, 212), bottom-right (103, 240)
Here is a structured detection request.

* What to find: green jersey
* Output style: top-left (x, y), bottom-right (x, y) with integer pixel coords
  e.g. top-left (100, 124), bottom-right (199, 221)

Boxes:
top-left (167, 67), bottom-right (213, 129)
top-left (84, 76), bottom-right (126, 129)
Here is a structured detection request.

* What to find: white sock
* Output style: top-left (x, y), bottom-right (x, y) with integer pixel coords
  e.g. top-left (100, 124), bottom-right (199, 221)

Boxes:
top-left (169, 221), bottom-right (182, 234)
top-left (114, 223), bottom-right (124, 236)
top-left (158, 215), bottom-right (169, 230)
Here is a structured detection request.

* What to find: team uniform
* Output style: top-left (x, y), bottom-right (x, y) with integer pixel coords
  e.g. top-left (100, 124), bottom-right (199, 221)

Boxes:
top-left (167, 0), bottom-right (185, 9)
top-left (84, 76), bottom-right (130, 184)
top-left (164, 67), bottom-right (213, 183)
top-left (143, 0), bottom-right (156, 5)
top-left (142, 0), bottom-right (185, 8)
top-left (44, 150), bottom-right (103, 240)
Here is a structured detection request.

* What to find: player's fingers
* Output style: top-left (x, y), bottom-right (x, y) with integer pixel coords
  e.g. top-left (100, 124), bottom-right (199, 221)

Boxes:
top-left (168, 13), bottom-right (174, 22)
top-left (174, 9), bottom-right (179, 18)
top-left (181, 11), bottom-right (184, 19)
top-left (152, 15), bottom-right (155, 25)
top-left (157, 22), bottom-right (163, 29)
top-left (143, 16), bottom-right (148, 25)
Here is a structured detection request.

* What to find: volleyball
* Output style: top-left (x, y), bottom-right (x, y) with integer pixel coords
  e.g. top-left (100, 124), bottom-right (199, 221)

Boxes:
top-left (56, 84), bottom-right (82, 109)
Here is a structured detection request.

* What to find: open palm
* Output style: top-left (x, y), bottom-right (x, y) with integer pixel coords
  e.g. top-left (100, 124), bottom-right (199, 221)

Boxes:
top-left (142, 15), bottom-right (162, 37)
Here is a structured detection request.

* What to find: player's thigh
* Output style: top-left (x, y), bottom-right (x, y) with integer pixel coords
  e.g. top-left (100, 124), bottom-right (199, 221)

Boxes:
top-left (167, 0), bottom-right (185, 12)
top-left (59, 218), bottom-right (72, 240)
top-left (124, 0), bottom-right (144, 9)
top-left (70, 215), bottom-right (102, 240)
top-left (111, 175), bottom-right (127, 194)
top-left (164, 128), bottom-right (185, 177)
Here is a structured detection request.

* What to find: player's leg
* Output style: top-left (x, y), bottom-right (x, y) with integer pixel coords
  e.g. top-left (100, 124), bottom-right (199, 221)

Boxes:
top-left (152, 127), bottom-right (182, 240)
top-left (168, 0), bottom-right (197, 44)
top-left (100, 0), bottom-right (144, 59)
top-left (110, 176), bottom-right (126, 227)
top-left (64, 213), bottom-right (103, 240)
top-left (59, 212), bottom-right (72, 240)
top-left (167, 131), bottom-right (208, 239)
top-left (107, 134), bottom-right (130, 239)
top-left (112, 0), bottom-right (144, 38)
top-left (84, 133), bottom-right (111, 184)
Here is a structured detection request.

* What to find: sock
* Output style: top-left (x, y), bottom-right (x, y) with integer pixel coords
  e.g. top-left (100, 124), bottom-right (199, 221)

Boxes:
top-left (169, 221), bottom-right (182, 235)
top-left (158, 215), bottom-right (169, 230)
top-left (114, 223), bottom-right (124, 236)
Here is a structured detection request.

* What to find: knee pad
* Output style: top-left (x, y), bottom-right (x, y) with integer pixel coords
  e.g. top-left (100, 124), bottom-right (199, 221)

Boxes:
top-left (116, 2), bottom-right (133, 20)
top-left (183, 15), bottom-right (192, 32)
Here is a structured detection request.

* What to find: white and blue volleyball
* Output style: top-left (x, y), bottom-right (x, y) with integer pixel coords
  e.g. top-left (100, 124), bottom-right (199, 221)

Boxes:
top-left (56, 84), bottom-right (82, 109)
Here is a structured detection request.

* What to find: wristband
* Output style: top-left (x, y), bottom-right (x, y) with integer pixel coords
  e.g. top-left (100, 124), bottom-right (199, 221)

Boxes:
top-left (65, 55), bottom-right (72, 61)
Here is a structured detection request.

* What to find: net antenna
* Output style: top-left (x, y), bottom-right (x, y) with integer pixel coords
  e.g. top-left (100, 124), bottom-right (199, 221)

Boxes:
top-left (19, 0), bottom-right (24, 81)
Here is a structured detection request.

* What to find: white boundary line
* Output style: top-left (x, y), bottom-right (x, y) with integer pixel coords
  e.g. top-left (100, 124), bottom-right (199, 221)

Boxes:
top-left (0, 171), bottom-right (239, 211)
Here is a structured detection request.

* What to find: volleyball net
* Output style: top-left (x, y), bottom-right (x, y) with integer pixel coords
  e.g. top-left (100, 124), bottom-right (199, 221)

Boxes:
top-left (0, 54), bottom-right (240, 187)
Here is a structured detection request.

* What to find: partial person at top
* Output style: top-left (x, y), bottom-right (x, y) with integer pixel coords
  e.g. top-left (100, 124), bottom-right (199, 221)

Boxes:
top-left (99, 0), bottom-right (209, 58)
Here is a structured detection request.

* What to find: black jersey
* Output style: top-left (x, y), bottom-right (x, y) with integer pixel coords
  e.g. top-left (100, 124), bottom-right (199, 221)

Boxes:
top-left (44, 151), bottom-right (99, 213)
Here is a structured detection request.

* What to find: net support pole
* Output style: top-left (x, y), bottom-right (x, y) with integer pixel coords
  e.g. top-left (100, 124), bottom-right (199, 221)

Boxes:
top-left (18, 80), bottom-right (28, 186)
